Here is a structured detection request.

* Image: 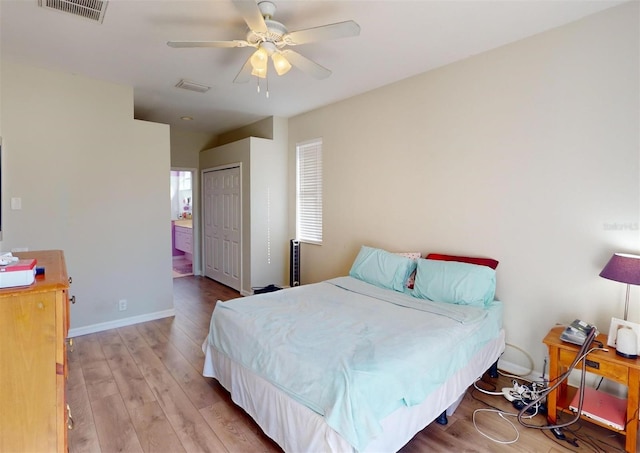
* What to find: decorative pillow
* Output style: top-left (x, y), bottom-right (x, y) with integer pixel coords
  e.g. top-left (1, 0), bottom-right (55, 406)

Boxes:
top-left (349, 246), bottom-right (417, 292)
top-left (394, 252), bottom-right (422, 289)
top-left (426, 253), bottom-right (499, 270)
top-left (412, 259), bottom-right (496, 306)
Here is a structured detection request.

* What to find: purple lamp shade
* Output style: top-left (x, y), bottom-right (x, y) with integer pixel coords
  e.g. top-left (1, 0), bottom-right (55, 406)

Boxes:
top-left (600, 253), bottom-right (640, 321)
top-left (599, 253), bottom-right (640, 285)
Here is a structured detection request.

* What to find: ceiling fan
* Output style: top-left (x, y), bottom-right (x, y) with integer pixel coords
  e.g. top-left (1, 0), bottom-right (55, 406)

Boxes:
top-left (167, 0), bottom-right (360, 83)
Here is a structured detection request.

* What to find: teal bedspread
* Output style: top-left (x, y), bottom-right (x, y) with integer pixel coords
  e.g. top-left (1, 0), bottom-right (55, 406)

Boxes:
top-left (207, 276), bottom-right (502, 451)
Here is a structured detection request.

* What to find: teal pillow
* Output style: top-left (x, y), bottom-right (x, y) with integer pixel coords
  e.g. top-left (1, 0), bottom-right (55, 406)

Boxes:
top-left (349, 246), bottom-right (417, 292)
top-left (412, 259), bottom-right (496, 306)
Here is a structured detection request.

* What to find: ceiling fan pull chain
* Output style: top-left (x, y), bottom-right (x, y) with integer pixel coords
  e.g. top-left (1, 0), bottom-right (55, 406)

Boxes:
top-left (256, 77), bottom-right (261, 93)
top-left (266, 77), bottom-right (270, 99)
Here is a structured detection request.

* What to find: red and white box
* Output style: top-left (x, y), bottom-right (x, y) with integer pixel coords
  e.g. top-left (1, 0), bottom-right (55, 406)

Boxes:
top-left (0, 259), bottom-right (37, 288)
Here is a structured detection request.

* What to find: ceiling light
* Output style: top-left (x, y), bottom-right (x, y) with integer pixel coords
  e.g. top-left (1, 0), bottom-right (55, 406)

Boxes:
top-left (271, 52), bottom-right (291, 76)
top-left (180, 116), bottom-right (193, 121)
top-left (251, 67), bottom-right (267, 79)
top-left (250, 47), bottom-right (268, 71)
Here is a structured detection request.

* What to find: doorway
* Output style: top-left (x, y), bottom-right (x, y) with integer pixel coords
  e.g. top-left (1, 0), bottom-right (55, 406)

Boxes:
top-left (171, 169), bottom-right (194, 278)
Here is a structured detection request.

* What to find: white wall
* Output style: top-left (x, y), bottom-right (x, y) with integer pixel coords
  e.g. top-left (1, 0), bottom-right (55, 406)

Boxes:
top-left (250, 117), bottom-right (289, 288)
top-left (288, 3), bottom-right (639, 374)
top-left (0, 61), bottom-right (173, 334)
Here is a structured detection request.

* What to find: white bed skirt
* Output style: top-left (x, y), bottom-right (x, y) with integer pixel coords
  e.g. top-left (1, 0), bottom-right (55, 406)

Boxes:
top-left (203, 329), bottom-right (505, 452)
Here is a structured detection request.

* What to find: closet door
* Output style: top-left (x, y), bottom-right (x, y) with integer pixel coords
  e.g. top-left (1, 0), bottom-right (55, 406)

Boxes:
top-left (203, 167), bottom-right (241, 290)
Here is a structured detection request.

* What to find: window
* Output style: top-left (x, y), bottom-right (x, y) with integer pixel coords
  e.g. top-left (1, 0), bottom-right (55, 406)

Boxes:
top-left (296, 139), bottom-right (323, 244)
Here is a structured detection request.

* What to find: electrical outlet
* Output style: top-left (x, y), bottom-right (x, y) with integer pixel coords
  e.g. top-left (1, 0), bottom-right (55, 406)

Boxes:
top-left (118, 299), bottom-right (127, 311)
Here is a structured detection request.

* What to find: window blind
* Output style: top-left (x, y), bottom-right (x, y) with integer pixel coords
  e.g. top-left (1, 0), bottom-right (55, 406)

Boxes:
top-left (296, 139), bottom-right (323, 244)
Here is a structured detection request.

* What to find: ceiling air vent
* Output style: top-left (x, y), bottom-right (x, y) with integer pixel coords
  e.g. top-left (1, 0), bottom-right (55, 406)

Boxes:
top-left (38, 0), bottom-right (108, 24)
top-left (175, 79), bottom-right (211, 94)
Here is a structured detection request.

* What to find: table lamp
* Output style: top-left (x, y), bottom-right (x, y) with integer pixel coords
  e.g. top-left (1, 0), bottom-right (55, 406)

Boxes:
top-left (600, 253), bottom-right (640, 358)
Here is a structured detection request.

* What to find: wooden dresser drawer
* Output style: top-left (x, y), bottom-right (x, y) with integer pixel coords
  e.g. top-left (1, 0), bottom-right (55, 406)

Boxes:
top-left (559, 348), bottom-right (629, 384)
top-left (0, 250), bottom-right (70, 453)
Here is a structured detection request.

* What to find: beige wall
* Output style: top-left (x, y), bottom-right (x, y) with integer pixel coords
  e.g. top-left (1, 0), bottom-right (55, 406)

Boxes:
top-left (216, 116), bottom-right (274, 147)
top-left (170, 127), bottom-right (216, 169)
top-left (0, 61), bottom-right (173, 334)
top-left (288, 2), bottom-right (639, 373)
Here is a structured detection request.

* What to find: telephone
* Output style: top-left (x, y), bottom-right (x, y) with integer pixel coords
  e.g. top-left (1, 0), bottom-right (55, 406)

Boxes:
top-left (560, 319), bottom-right (598, 346)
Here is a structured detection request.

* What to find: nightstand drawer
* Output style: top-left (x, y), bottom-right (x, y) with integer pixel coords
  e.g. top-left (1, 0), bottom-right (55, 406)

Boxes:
top-left (559, 349), bottom-right (628, 384)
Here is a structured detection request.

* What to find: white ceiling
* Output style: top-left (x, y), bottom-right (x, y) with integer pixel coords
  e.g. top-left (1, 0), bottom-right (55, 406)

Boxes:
top-left (0, 0), bottom-right (625, 135)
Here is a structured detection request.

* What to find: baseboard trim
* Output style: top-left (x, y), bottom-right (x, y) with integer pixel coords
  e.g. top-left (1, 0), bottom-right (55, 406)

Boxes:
top-left (68, 308), bottom-right (176, 338)
top-left (498, 358), bottom-right (542, 382)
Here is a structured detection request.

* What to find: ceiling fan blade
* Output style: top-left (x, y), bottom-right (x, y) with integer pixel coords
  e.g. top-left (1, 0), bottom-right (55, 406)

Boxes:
top-left (167, 40), bottom-right (248, 48)
top-left (284, 20), bottom-right (360, 46)
top-left (233, 55), bottom-right (254, 83)
top-left (232, 0), bottom-right (268, 34)
top-left (281, 50), bottom-right (331, 80)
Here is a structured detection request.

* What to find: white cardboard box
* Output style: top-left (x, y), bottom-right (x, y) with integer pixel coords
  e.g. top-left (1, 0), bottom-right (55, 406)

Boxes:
top-left (0, 259), bottom-right (37, 288)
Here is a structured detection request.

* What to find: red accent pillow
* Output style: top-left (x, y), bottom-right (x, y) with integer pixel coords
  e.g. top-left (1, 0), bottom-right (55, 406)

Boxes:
top-left (426, 253), bottom-right (499, 269)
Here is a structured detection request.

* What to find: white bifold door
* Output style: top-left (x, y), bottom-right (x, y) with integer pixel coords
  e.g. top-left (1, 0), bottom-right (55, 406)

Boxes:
top-left (203, 166), bottom-right (241, 290)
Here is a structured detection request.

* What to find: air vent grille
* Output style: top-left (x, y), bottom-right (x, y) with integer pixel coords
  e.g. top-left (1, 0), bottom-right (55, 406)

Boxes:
top-left (38, 0), bottom-right (108, 23)
top-left (175, 79), bottom-right (211, 93)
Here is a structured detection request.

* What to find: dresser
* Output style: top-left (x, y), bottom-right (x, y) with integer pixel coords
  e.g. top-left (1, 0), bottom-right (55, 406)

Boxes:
top-left (0, 250), bottom-right (70, 452)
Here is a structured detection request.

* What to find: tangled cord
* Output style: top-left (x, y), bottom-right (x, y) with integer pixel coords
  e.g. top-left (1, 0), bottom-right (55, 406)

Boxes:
top-left (516, 327), bottom-right (603, 431)
top-left (471, 327), bottom-right (627, 450)
top-left (472, 408), bottom-right (522, 444)
top-left (471, 379), bottom-right (626, 451)
top-left (472, 377), bottom-right (541, 444)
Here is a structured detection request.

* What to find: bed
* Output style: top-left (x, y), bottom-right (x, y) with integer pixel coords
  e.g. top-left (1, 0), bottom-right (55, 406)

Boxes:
top-left (203, 246), bottom-right (505, 452)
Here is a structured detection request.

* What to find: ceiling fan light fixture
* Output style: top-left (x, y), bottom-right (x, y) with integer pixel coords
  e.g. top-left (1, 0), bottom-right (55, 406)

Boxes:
top-left (271, 52), bottom-right (291, 75)
top-left (168, 1), bottom-right (361, 84)
top-left (251, 66), bottom-right (267, 79)
top-left (250, 47), bottom-right (269, 71)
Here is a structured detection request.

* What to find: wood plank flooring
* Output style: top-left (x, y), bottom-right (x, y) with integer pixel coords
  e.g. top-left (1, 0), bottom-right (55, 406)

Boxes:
top-left (68, 276), bottom-right (631, 452)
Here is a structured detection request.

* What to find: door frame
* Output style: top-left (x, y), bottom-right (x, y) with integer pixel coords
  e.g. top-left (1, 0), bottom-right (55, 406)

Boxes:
top-left (171, 166), bottom-right (199, 275)
top-left (201, 163), bottom-right (243, 291)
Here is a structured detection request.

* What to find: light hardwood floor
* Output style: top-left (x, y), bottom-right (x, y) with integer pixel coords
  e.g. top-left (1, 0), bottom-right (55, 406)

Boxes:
top-left (68, 276), bottom-right (631, 453)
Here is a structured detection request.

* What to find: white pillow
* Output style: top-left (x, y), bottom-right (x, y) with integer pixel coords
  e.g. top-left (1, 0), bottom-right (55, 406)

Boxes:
top-left (394, 252), bottom-right (422, 288)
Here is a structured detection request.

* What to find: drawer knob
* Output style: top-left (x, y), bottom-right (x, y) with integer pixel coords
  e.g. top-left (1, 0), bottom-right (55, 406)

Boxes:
top-left (66, 404), bottom-right (74, 430)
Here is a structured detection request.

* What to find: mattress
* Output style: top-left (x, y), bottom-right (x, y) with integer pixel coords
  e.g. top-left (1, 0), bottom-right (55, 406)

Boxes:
top-left (203, 276), bottom-right (505, 452)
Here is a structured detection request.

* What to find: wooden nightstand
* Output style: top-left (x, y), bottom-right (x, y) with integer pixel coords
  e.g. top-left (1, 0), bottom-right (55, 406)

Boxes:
top-left (543, 326), bottom-right (640, 452)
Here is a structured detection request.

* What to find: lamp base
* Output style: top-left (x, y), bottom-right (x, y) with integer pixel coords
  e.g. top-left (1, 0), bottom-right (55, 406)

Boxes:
top-left (615, 327), bottom-right (638, 358)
